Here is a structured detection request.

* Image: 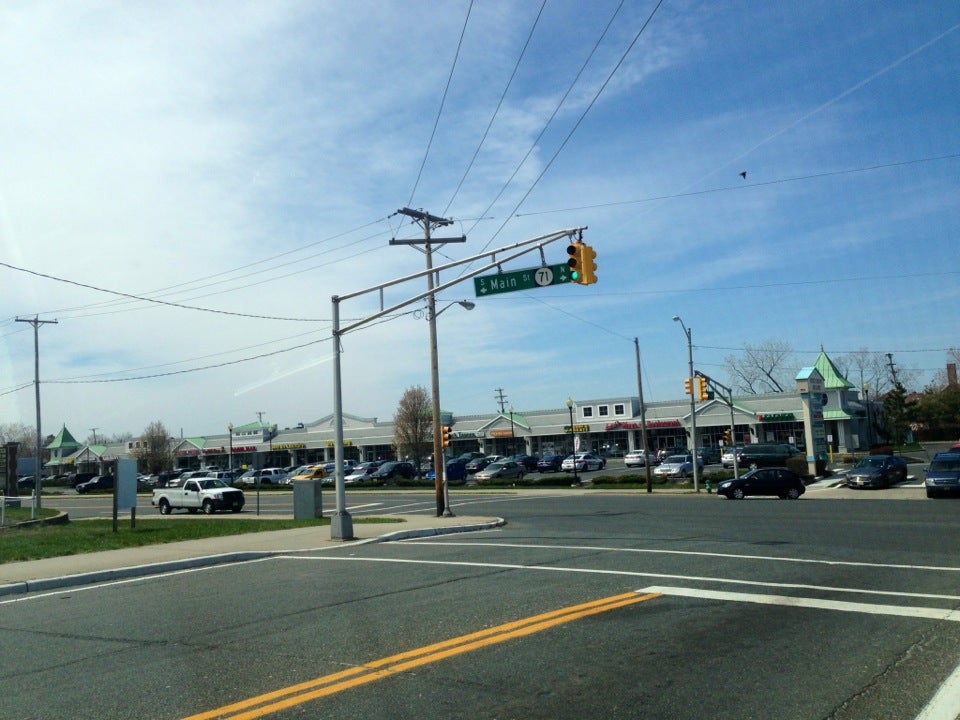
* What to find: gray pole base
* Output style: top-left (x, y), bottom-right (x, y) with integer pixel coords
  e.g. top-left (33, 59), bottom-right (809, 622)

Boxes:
top-left (330, 512), bottom-right (355, 541)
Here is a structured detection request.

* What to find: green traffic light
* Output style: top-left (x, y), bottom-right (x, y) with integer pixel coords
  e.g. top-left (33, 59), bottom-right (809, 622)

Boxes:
top-left (571, 270), bottom-right (579, 280)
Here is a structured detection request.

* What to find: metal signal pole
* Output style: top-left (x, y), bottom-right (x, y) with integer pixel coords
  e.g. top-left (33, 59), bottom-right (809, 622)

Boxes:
top-left (15, 315), bottom-right (58, 514)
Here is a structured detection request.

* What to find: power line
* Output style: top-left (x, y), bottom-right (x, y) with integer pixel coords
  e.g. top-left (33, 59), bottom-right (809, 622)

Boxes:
top-left (0, 260), bottom-right (328, 322)
top-left (406, 0), bottom-right (474, 207)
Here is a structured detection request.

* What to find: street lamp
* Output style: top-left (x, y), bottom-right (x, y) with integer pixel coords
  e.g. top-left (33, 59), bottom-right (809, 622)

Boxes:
top-left (227, 423), bottom-right (234, 471)
top-left (863, 384), bottom-right (872, 448)
top-left (672, 315), bottom-right (700, 493)
top-left (428, 298), bottom-right (475, 517)
top-left (566, 397), bottom-right (579, 486)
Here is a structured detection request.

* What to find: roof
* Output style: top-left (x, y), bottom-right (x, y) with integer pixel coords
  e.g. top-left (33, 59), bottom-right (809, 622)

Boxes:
top-left (814, 350), bottom-right (855, 389)
top-left (45, 425), bottom-right (81, 451)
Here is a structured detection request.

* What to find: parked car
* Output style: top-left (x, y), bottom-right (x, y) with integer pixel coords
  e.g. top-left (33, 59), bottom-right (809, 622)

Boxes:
top-left (696, 447), bottom-right (721, 465)
top-left (721, 448), bottom-right (739, 469)
top-left (561, 453), bottom-right (605, 472)
top-left (345, 461), bottom-right (382, 482)
top-left (924, 452), bottom-right (960, 498)
top-left (537, 454), bottom-right (565, 472)
top-left (284, 465), bottom-right (329, 484)
top-left (508, 454), bottom-right (539, 471)
top-left (474, 460), bottom-right (525, 482)
top-left (456, 451), bottom-right (486, 463)
top-left (653, 454), bottom-right (702, 478)
top-left (425, 459), bottom-right (468, 482)
top-left (466, 456), bottom-right (495, 474)
top-left (370, 461), bottom-right (416, 482)
top-left (69, 472), bottom-right (98, 488)
top-left (624, 450), bottom-right (652, 468)
top-left (76, 475), bottom-right (115, 494)
top-left (656, 447), bottom-right (686, 462)
top-left (717, 468), bottom-right (806, 500)
top-left (736, 444), bottom-right (803, 469)
top-left (846, 455), bottom-right (908, 489)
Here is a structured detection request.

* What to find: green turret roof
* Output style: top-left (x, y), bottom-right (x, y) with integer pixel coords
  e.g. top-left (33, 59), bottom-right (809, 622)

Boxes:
top-left (45, 425), bottom-right (82, 451)
top-left (814, 349), bottom-right (854, 389)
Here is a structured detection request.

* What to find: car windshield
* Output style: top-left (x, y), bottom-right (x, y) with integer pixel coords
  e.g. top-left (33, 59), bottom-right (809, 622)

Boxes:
top-left (857, 457), bottom-right (887, 468)
top-left (486, 463), bottom-right (505, 471)
top-left (930, 459), bottom-right (960, 472)
top-left (198, 479), bottom-right (228, 489)
top-left (666, 456), bottom-right (687, 463)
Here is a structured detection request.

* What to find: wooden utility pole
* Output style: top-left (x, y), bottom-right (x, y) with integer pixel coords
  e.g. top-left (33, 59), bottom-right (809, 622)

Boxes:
top-left (391, 208), bottom-right (466, 516)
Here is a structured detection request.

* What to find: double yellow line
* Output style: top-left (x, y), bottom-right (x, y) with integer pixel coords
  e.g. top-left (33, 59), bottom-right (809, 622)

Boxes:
top-left (184, 591), bottom-right (661, 720)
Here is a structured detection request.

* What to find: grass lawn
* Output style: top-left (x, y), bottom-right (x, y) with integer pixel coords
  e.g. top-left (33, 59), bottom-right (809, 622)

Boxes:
top-left (0, 513), bottom-right (401, 564)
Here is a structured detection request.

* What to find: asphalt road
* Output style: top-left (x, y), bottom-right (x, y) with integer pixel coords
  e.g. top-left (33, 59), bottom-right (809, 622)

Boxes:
top-left (4, 490), bottom-right (959, 719)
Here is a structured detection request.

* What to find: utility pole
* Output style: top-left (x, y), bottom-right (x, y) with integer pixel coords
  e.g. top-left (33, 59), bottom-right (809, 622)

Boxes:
top-left (15, 315), bottom-right (58, 514)
top-left (886, 353), bottom-right (899, 386)
top-left (494, 388), bottom-right (509, 413)
top-left (391, 208), bottom-right (466, 517)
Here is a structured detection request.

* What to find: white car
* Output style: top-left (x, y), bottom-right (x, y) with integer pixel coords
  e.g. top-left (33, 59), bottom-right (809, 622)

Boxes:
top-left (653, 454), bottom-right (703, 478)
top-left (721, 448), bottom-right (738, 468)
top-left (624, 450), bottom-right (652, 468)
top-left (561, 453), bottom-right (605, 472)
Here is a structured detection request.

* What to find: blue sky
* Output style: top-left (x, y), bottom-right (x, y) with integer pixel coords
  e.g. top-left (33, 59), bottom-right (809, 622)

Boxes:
top-left (1, 0), bottom-right (958, 440)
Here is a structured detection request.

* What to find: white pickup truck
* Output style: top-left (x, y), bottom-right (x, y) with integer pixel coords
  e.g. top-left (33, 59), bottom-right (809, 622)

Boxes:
top-left (151, 477), bottom-right (245, 515)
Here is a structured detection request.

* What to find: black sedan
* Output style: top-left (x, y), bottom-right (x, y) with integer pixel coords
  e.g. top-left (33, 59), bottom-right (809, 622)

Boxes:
top-left (717, 468), bottom-right (805, 500)
top-left (76, 475), bottom-right (116, 494)
top-left (845, 455), bottom-right (908, 489)
top-left (537, 454), bottom-right (565, 472)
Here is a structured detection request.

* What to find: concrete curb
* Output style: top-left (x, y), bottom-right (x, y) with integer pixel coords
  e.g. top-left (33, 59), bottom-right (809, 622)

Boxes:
top-left (0, 517), bottom-right (506, 598)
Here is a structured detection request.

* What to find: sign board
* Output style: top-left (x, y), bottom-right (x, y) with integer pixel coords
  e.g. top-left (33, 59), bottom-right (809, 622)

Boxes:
top-left (117, 458), bottom-right (138, 510)
top-left (474, 264), bottom-right (571, 296)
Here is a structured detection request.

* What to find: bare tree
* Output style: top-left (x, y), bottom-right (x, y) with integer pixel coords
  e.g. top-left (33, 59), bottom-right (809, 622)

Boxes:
top-left (725, 340), bottom-right (796, 394)
top-left (130, 421), bottom-right (174, 474)
top-left (0, 422), bottom-right (37, 457)
top-left (393, 385), bottom-right (432, 475)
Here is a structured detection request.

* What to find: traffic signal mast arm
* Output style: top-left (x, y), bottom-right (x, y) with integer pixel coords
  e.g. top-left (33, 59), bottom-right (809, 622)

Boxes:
top-left (337, 226), bottom-right (587, 335)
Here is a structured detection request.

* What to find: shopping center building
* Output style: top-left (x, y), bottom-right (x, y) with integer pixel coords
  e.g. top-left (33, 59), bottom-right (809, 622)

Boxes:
top-left (48, 351), bottom-right (871, 475)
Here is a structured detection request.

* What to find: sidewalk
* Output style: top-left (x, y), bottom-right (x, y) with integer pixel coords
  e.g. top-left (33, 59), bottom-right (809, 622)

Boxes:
top-left (0, 514), bottom-right (505, 597)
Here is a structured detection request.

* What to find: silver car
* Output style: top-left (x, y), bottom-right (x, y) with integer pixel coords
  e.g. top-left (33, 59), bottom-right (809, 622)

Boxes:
top-left (653, 454), bottom-right (703, 478)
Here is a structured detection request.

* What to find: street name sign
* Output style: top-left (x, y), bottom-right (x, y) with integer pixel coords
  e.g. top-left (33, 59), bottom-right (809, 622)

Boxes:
top-left (473, 264), bottom-right (571, 296)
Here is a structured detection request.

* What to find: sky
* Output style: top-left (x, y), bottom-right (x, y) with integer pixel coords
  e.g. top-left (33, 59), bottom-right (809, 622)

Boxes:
top-left (1, 0), bottom-right (958, 442)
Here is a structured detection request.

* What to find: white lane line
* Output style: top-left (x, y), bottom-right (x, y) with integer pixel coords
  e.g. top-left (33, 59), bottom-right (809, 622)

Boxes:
top-left (286, 556), bottom-right (960, 602)
top-left (640, 585), bottom-right (960, 622)
top-left (406, 540), bottom-right (960, 573)
top-left (916, 657), bottom-right (960, 720)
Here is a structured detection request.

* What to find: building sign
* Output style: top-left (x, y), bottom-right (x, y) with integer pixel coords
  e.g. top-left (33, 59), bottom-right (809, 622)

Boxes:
top-left (605, 421), bottom-right (641, 431)
top-left (645, 420), bottom-right (681, 428)
top-left (325, 440), bottom-right (353, 446)
top-left (758, 413), bottom-right (796, 423)
top-left (490, 429), bottom-right (516, 438)
top-left (231, 446), bottom-right (257, 453)
top-left (273, 443), bottom-right (305, 450)
top-left (564, 424), bottom-right (590, 433)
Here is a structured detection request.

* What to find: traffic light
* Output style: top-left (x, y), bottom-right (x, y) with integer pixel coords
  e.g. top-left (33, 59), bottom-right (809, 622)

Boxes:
top-left (723, 429), bottom-right (732, 445)
top-left (579, 243), bottom-right (597, 285)
top-left (567, 242), bottom-right (585, 283)
top-left (441, 425), bottom-right (452, 447)
top-left (696, 376), bottom-right (709, 402)
top-left (683, 377), bottom-right (693, 395)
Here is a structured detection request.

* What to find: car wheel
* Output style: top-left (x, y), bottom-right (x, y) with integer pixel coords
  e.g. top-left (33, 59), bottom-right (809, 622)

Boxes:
top-left (926, 489), bottom-right (936, 499)
top-left (202, 499), bottom-right (215, 514)
top-left (158, 499), bottom-right (172, 515)
top-left (732, 488), bottom-right (745, 500)
top-left (786, 487), bottom-right (801, 500)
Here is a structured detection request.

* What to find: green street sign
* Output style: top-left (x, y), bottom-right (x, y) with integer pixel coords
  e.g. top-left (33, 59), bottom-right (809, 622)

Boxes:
top-left (474, 264), bottom-right (571, 296)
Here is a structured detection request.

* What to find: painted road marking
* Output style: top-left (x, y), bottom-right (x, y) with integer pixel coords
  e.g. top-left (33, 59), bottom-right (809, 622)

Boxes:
top-left (640, 585), bottom-right (960, 622)
top-left (296, 555), bottom-right (960, 603)
top-left (181, 591), bottom-right (661, 720)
